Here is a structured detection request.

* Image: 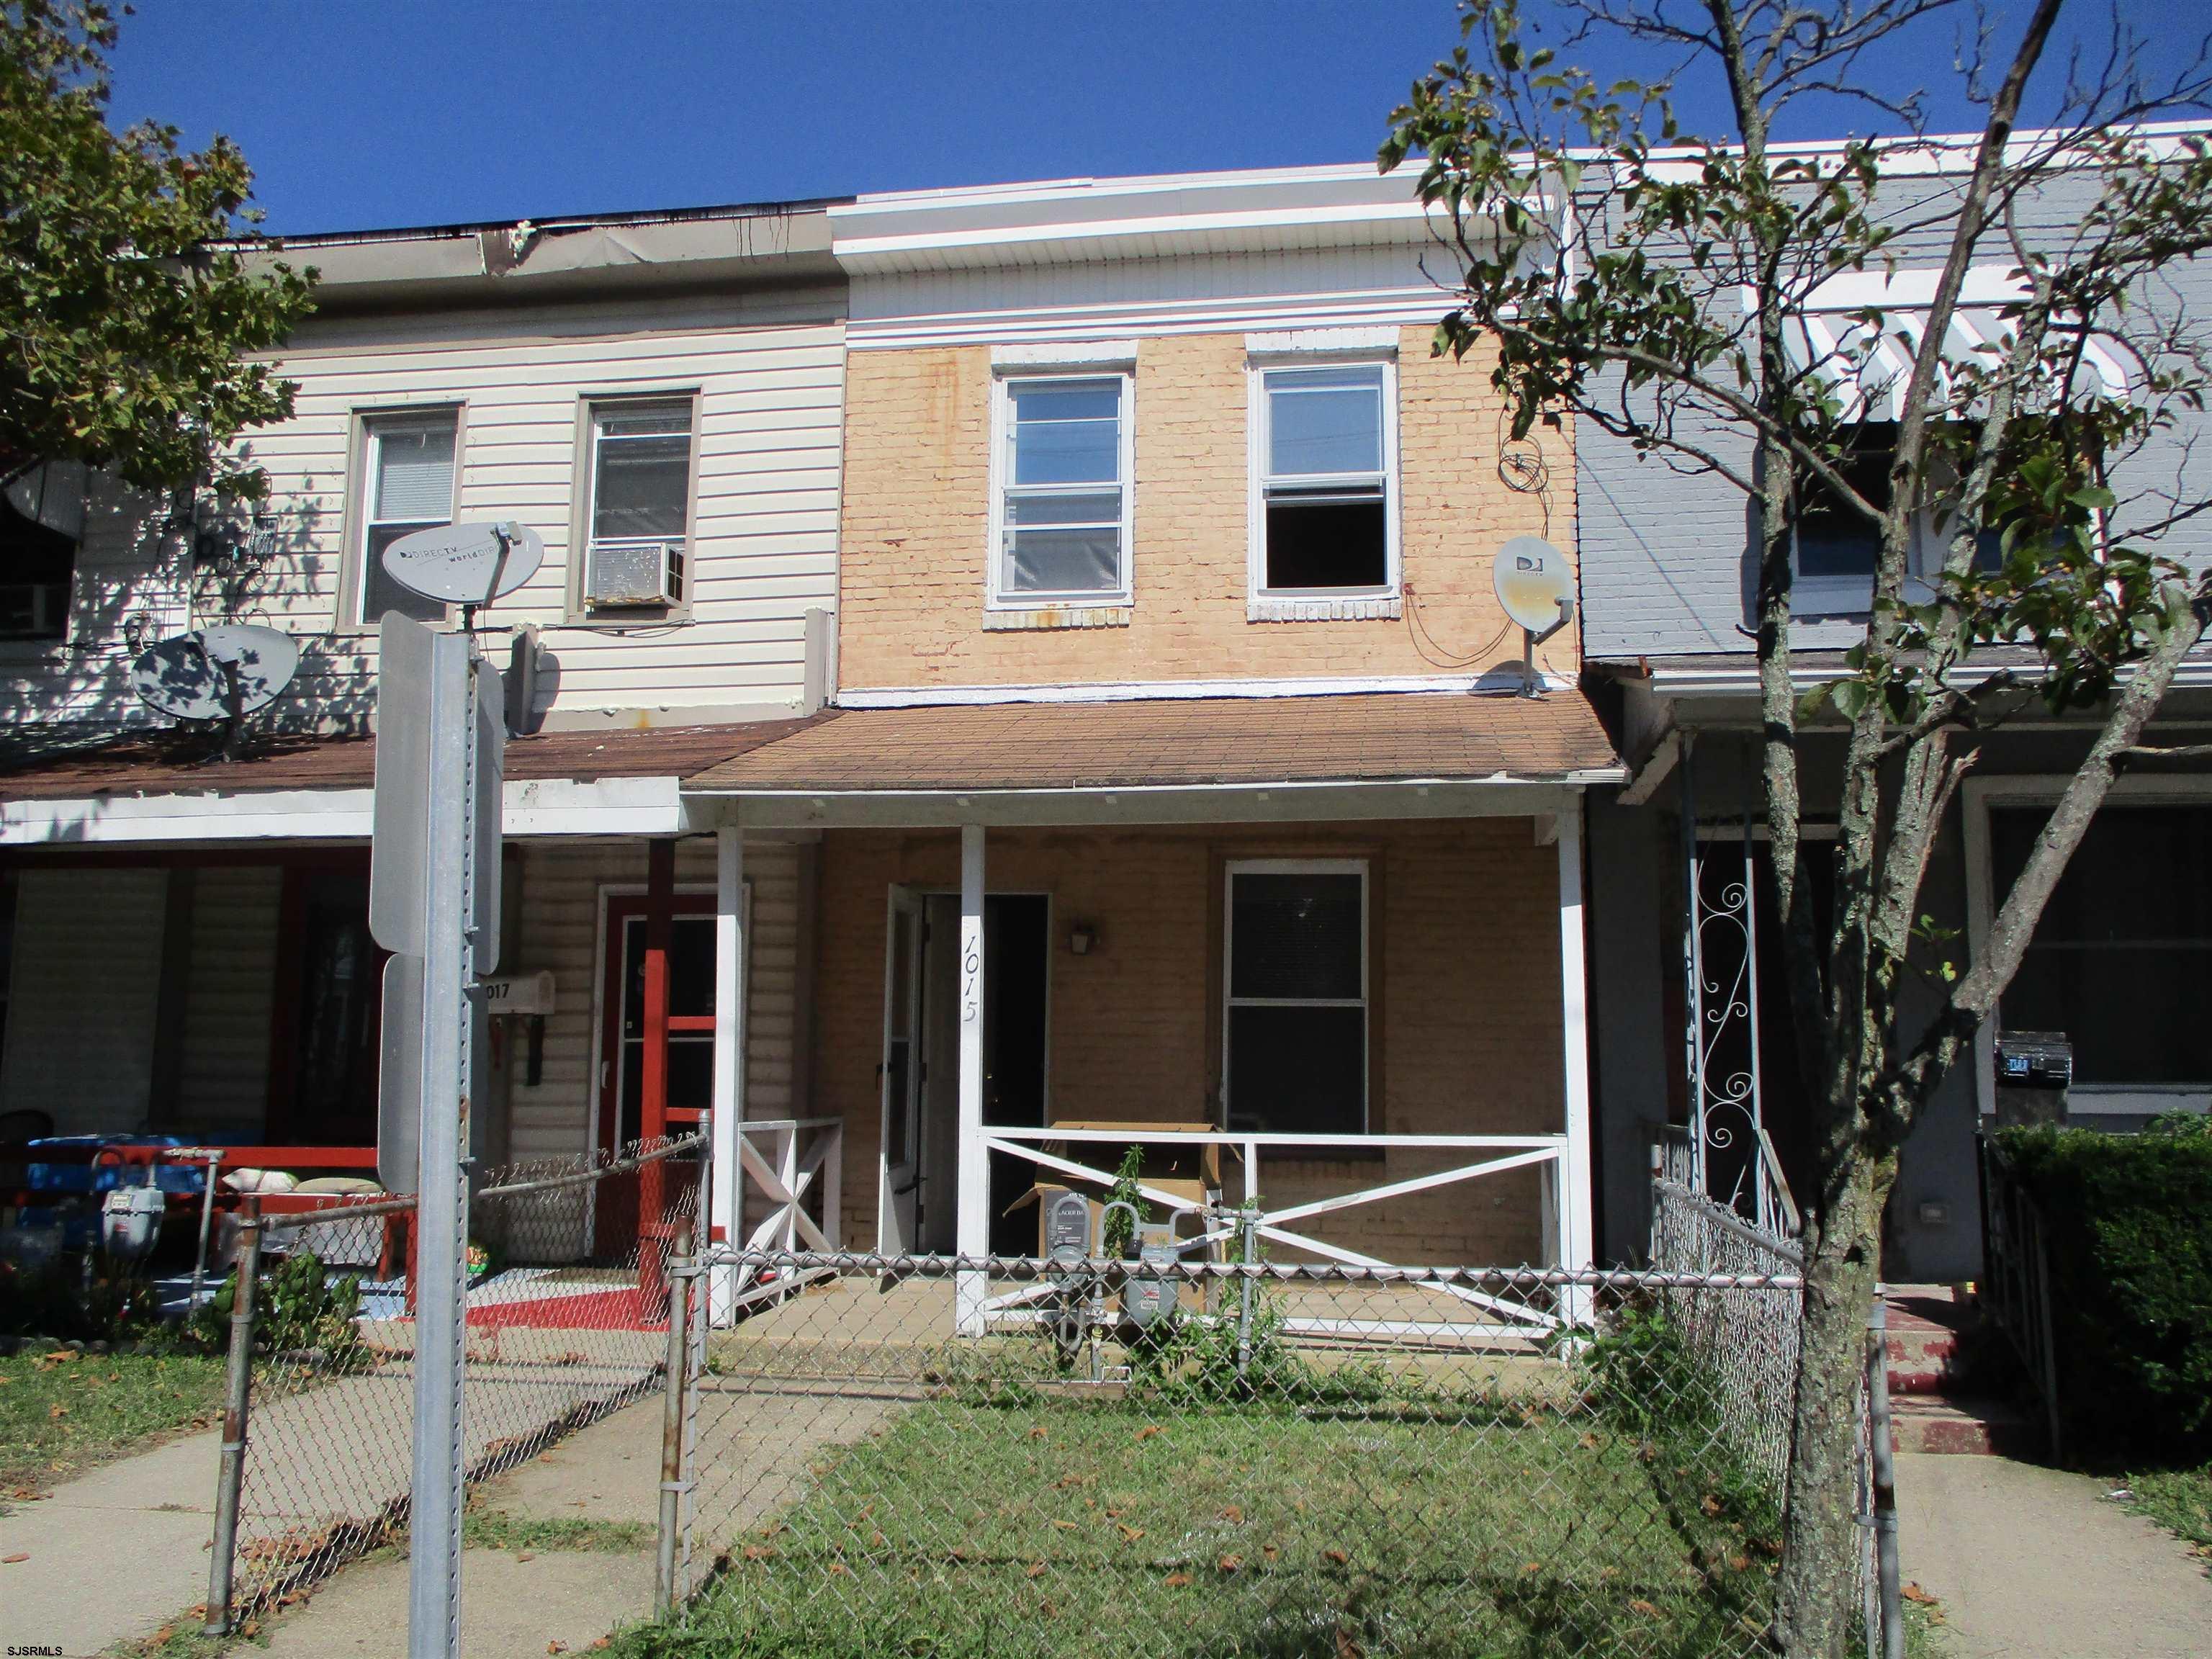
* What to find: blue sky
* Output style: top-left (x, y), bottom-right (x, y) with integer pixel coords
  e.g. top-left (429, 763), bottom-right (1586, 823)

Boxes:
top-left (107, 1), bottom-right (2208, 237)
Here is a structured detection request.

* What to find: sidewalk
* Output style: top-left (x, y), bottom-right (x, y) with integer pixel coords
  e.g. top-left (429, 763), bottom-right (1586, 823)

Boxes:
top-left (1896, 1452), bottom-right (2212, 1658)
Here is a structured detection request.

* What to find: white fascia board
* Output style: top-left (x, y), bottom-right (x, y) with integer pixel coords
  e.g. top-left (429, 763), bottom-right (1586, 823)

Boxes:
top-left (705, 776), bottom-right (1606, 832)
top-left (830, 165), bottom-right (1473, 273)
top-left (1629, 118), bottom-right (2211, 180)
top-left (835, 671), bottom-right (1576, 708)
top-left (0, 774), bottom-right (695, 848)
top-left (1636, 651), bottom-right (2212, 699)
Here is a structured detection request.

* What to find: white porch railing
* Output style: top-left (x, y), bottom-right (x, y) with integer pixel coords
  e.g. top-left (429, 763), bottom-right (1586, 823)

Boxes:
top-left (716, 1116), bottom-right (842, 1318)
top-left (976, 1126), bottom-right (1578, 1340)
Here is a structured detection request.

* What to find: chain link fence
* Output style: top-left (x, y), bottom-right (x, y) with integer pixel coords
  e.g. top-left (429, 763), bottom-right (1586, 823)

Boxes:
top-left (640, 1248), bottom-right (1808, 1659)
top-left (204, 1134), bottom-right (703, 1624)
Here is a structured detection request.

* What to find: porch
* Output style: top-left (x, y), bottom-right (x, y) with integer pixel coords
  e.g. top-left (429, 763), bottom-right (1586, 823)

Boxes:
top-left (682, 690), bottom-right (1624, 1333)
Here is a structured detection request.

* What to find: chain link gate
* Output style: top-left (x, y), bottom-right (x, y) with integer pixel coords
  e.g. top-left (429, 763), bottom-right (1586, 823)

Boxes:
top-left (650, 1246), bottom-right (1812, 1659)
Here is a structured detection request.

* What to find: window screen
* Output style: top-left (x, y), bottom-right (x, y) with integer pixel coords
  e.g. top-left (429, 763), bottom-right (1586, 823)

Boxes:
top-left (359, 415), bottom-right (457, 623)
top-left (1259, 364), bottom-right (1390, 592)
top-left (999, 376), bottom-right (1127, 598)
top-left (1225, 866), bottom-right (1368, 1136)
top-left (1990, 804), bottom-right (2212, 1086)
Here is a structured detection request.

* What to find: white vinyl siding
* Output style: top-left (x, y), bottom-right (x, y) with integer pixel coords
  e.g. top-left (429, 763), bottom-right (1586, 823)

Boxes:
top-left (0, 294), bottom-right (844, 727)
top-left (0, 868), bottom-right (168, 1132)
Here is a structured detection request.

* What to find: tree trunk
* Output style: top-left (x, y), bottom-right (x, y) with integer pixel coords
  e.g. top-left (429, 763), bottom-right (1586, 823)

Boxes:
top-left (1771, 1146), bottom-right (1890, 1658)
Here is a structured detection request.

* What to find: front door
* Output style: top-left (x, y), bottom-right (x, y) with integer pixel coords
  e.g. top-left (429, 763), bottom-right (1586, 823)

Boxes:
top-left (878, 887), bottom-right (926, 1255)
top-left (596, 891), bottom-right (715, 1254)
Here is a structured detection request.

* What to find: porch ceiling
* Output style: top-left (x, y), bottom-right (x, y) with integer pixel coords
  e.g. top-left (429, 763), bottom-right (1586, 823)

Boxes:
top-left (684, 690), bottom-right (1623, 828)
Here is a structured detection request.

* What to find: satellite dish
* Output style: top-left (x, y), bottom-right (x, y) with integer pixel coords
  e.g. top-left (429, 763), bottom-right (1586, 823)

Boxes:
top-left (382, 520), bottom-right (544, 608)
top-left (1492, 536), bottom-right (1574, 634)
top-left (130, 624), bottom-right (301, 721)
top-left (6, 459), bottom-right (88, 541)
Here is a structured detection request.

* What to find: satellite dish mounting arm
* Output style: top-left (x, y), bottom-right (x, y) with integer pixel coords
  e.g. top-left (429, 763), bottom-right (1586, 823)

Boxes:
top-left (1520, 597), bottom-right (1573, 696)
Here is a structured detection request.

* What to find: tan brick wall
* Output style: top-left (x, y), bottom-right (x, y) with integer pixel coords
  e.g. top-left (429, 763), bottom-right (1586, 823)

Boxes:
top-left (811, 819), bottom-right (1564, 1265)
top-left (836, 330), bottom-right (1578, 690)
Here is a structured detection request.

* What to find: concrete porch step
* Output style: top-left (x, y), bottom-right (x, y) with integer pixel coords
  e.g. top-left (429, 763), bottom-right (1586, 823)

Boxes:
top-left (1889, 1394), bottom-right (2038, 1456)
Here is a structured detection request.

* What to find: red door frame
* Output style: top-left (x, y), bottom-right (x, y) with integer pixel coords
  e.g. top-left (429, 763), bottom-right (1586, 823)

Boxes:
top-left (596, 849), bottom-right (714, 1254)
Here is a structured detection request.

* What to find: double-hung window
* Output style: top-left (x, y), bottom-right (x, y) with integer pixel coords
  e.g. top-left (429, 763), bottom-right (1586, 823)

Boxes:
top-left (992, 374), bottom-right (1131, 606)
top-left (1253, 362), bottom-right (1396, 597)
top-left (1223, 860), bottom-right (1370, 1137)
top-left (357, 413), bottom-right (459, 624)
top-left (581, 398), bottom-right (694, 609)
top-left (1791, 421), bottom-right (2002, 614)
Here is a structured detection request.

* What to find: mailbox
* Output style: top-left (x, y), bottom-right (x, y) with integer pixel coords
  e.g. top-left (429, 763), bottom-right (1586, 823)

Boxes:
top-left (1992, 1030), bottom-right (2071, 1128)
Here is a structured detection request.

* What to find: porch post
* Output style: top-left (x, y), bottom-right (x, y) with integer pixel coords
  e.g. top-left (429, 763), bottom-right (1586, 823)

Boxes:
top-left (641, 837), bottom-right (674, 1231)
top-left (1556, 796), bottom-right (1596, 1323)
top-left (956, 822), bottom-right (987, 1334)
top-left (709, 825), bottom-right (745, 1323)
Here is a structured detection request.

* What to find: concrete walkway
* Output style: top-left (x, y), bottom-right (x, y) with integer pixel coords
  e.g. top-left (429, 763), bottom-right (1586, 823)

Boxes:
top-left (1897, 1452), bottom-right (2212, 1658)
top-left (0, 1423), bottom-right (226, 1659)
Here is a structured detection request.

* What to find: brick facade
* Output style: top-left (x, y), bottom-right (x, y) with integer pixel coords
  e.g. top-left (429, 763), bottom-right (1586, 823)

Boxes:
top-left (835, 328), bottom-right (1578, 691)
top-left (811, 818), bottom-right (1563, 1266)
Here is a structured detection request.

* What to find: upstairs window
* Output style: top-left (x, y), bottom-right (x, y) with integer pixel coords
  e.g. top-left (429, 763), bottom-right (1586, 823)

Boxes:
top-left (1223, 860), bottom-right (1370, 1138)
top-left (581, 398), bottom-right (694, 609)
top-left (1791, 421), bottom-right (2002, 615)
top-left (1254, 362), bottom-right (1395, 595)
top-left (992, 374), bottom-right (1131, 606)
top-left (0, 460), bottom-right (86, 642)
top-left (357, 413), bottom-right (457, 624)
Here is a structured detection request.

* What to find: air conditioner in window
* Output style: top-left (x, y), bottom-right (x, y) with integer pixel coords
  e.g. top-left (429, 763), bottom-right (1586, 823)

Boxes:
top-left (584, 539), bottom-right (684, 607)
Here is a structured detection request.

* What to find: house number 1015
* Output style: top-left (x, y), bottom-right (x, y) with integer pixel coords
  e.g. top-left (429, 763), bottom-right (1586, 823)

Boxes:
top-left (961, 939), bottom-right (981, 1023)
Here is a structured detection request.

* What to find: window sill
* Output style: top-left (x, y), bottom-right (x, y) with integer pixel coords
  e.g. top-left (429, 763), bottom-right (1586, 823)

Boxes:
top-left (567, 607), bottom-right (694, 630)
top-left (1247, 594), bottom-right (1402, 623)
top-left (984, 605), bottom-right (1132, 631)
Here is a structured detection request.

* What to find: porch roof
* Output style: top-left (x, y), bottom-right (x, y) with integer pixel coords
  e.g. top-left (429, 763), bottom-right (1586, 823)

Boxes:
top-left (0, 718), bottom-right (824, 845)
top-left (684, 690), bottom-right (1622, 827)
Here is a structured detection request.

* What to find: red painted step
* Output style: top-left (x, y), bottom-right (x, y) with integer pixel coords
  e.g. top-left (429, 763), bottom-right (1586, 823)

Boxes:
top-left (1889, 1395), bottom-right (2037, 1456)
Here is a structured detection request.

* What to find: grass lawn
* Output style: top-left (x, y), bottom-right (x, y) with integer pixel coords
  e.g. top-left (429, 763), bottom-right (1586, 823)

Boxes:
top-left (0, 1348), bottom-right (227, 1495)
top-left (2126, 1463), bottom-right (2212, 1563)
top-left (609, 1393), bottom-right (1780, 1659)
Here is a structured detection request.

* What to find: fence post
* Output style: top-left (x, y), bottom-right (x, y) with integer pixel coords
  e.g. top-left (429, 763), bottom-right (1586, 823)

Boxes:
top-left (1865, 1292), bottom-right (1904, 1659)
top-left (203, 1198), bottom-right (263, 1636)
top-left (655, 1217), bottom-right (696, 1619)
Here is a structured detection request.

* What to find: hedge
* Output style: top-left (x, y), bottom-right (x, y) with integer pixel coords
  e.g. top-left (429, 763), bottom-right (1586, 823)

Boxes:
top-left (1993, 1115), bottom-right (2212, 1460)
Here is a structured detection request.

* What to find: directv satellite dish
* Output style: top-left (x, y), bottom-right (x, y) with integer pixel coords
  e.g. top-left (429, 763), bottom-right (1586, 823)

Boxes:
top-left (131, 624), bottom-right (301, 721)
top-left (1491, 536), bottom-right (1574, 696)
top-left (382, 520), bottom-right (543, 611)
top-left (1493, 536), bottom-right (1574, 633)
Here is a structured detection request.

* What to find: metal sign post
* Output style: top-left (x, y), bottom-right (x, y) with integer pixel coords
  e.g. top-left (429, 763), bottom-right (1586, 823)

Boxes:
top-left (369, 611), bottom-right (503, 1659)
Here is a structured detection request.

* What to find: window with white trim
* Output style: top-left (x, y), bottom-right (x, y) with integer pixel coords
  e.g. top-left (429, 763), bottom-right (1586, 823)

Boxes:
top-left (990, 374), bottom-right (1131, 605)
top-left (1253, 361), bottom-right (1396, 595)
top-left (1791, 421), bottom-right (2001, 614)
top-left (582, 398), bottom-right (693, 608)
top-left (356, 413), bottom-right (457, 624)
top-left (1989, 803), bottom-right (2211, 1092)
top-left (1223, 860), bottom-right (1369, 1136)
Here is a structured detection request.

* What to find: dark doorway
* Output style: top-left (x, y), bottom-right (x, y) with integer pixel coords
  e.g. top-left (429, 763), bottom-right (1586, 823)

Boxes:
top-left (986, 895), bottom-right (1050, 1254)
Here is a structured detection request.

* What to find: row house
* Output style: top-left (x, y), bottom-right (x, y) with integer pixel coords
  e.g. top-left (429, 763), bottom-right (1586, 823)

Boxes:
top-left (0, 202), bottom-right (848, 1242)
top-left (1571, 132), bottom-right (2212, 1280)
top-left (0, 166), bottom-right (1619, 1321)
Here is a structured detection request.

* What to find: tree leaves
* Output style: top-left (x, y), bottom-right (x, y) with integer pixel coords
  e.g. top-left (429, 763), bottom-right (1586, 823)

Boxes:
top-left (1, 1), bottom-right (315, 500)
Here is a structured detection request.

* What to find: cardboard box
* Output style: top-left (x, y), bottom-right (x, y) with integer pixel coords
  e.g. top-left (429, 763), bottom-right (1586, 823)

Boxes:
top-left (1003, 1120), bottom-right (1222, 1256)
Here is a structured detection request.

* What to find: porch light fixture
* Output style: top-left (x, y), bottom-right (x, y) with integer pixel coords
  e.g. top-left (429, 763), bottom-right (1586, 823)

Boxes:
top-left (1069, 923), bottom-right (1097, 956)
